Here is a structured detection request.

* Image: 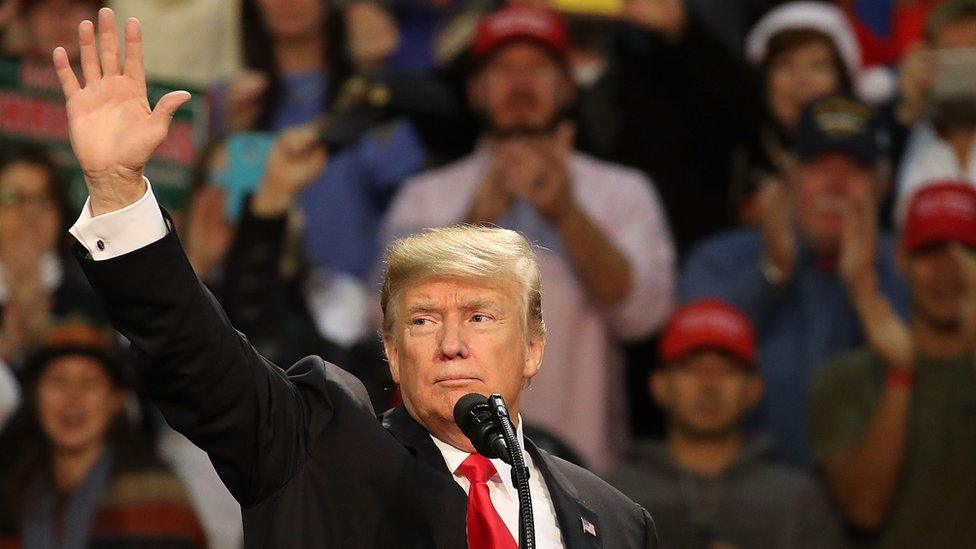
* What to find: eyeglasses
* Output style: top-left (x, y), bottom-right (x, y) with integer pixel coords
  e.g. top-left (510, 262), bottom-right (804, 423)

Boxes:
top-left (0, 187), bottom-right (57, 212)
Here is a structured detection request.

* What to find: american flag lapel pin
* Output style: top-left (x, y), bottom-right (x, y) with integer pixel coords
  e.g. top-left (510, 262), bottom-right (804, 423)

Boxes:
top-left (581, 517), bottom-right (597, 537)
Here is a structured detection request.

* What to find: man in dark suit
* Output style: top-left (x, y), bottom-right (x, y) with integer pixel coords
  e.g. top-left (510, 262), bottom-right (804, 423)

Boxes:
top-left (52, 8), bottom-right (658, 548)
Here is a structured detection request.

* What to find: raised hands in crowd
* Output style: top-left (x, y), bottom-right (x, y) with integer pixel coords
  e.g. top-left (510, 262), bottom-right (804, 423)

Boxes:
top-left (251, 124), bottom-right (329, 218)
top-left (839, 184), bottom-right (916, 372)
top-left (756, 175), bottom-right (798, 286)
top-left (469, 122), bottom-right (576, 225)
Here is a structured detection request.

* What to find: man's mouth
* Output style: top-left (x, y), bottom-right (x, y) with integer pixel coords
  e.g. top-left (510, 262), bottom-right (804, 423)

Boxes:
top-left (435, 375), bottom-right (483, 387)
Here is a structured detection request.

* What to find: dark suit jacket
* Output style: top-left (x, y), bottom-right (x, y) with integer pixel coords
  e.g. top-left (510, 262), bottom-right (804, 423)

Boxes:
top-left (74, 221), bottom-right (657, 548)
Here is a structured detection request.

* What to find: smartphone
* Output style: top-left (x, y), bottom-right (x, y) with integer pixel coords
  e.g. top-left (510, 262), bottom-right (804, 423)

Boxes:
top-left (212, 132), bottom-right (275, 220)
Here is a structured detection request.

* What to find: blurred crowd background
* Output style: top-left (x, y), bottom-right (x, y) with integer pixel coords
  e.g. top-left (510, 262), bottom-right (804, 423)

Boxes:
top-left (1, 0), bottom-right (976, 547)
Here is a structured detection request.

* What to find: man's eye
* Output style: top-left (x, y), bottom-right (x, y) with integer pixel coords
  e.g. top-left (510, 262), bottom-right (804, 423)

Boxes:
top-left (411, 318), bottom-right (429, 326)
top-left (471, 314), bottom-right (489, 323)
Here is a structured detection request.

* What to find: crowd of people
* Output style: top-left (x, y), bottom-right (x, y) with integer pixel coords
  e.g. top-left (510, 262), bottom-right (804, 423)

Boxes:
top-left (1, 0), bottom-right (975, 547)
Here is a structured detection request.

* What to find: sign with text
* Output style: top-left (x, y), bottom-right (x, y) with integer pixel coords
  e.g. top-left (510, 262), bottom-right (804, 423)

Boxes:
top-left (0, 55), bottom-right (208, 213)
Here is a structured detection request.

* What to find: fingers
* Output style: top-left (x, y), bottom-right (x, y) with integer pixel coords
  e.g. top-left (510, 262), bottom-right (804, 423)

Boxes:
top-left (53, 47), bottom-right (81, 99)
top-left (150, 90), bottom-right (192, 128)
top-left (78, 20), bottom-right (101, 85)
top-left (123, 17), bottom-right (146, 86)
top-left (279, 124), bottom-right (321, 155)
top-left (97, 8), bottom-right (121, 76)
top-left (227, 71), bottom-right (269, 103)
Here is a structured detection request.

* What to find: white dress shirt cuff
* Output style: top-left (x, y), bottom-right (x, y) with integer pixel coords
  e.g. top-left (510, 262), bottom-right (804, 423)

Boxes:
top-left (69, 179), bottom-right (169, 261)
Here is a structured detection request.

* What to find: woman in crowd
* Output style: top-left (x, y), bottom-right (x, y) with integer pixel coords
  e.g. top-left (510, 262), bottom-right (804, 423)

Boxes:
top-left (212, 0), bottom-right (425, 287)
top-left (739, 1), bottom-right (859, 222)
top-left (0, 145), bottom-right (104, 367)
top-left (0, 325), bottom-right (206, 548)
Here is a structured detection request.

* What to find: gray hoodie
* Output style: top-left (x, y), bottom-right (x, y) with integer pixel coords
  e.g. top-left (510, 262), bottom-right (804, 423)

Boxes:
top-left (604, 438), bottom-right (846, 549)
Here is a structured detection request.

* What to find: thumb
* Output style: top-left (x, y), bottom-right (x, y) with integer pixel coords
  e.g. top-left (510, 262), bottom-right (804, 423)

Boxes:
top-left (151, 90), bottom-right (192, 128)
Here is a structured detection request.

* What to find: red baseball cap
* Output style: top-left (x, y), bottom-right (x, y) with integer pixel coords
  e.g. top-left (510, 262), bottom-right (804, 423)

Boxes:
top-left (471, 6), bottom-right (570, 63)
top-left (902, 182), bottom-right (976, 253)
top-left (660, 298), bottom-right (757, 367)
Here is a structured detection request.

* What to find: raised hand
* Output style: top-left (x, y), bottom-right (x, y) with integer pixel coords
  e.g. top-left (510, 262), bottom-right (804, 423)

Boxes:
top-left (622, 0), bottom-right (687, 40)
top-left (509, 122), bottom-right (576, 224)
top-left (184, 184), bottom-right (235, 280)
top-left (895, 42), bottom-right (935, 126)
top-left (756, 175), bottom-right (797, 285)
top-left (839, 183), bottom-right (880, 299)
top-left (346, 1), bottom-right (400, 71)
top-left (53, 8), bottom-right (191, 216)
top-left (840, 188), bottom-right (914, 370)
top-left (224, 70), bottom-right (268, 132)
top-left (251, 125), bottom-right (329, 218)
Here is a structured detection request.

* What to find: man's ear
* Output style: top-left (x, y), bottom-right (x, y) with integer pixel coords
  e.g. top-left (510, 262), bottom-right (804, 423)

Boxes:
top-left (649, 369), bottom-right (671, 410)
top-left (383, 337), bottom-right (401, 384)
top-left (522, 335), bottom-right (545, 381)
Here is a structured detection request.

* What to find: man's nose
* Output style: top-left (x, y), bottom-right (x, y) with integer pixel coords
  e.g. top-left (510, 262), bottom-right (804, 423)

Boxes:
top-left (437, 319), bottom-right (469, 360)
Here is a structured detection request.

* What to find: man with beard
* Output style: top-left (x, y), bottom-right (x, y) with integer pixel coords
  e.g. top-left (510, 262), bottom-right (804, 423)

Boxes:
top-left (381, 5), bottom-right (675, 472)
top-left (810, 182), bottom-right (976, 547)
top-left (680, 95), bottom-right (910, 467)
top-left (606, 298), bottom-right (844, 549)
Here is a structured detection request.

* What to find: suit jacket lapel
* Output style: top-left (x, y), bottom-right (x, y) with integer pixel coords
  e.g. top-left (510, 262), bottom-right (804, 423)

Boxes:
top-left (381, 405), bottom-right (455, 474)
top-left (526, 439), bottom-right (603, 549)
top-left (382, 407), bottom-right (605, 548)
top-left (382, 406), bottom-right (469, 548)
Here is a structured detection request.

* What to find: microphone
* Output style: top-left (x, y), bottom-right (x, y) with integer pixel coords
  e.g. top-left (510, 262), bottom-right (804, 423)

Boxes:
top-left (453, 393), bottom-right (511, 464)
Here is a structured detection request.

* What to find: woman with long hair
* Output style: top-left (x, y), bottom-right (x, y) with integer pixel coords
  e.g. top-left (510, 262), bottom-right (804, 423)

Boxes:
top-left (0, 145), bottom-right (106, 366)
top-left (737, 1), bottom-right (859, 223)
top-left (209, 0), bottom-right (426, 331)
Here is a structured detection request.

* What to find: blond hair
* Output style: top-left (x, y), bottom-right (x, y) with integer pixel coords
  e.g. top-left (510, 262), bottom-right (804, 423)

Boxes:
top-left (381, 225), bottom-right (545, 341)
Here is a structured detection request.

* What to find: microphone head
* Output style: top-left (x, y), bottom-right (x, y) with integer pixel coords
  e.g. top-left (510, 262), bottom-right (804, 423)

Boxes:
top-left (453, 393), bottom-right (505, 459)
top-left (453, 393), bottom-right (489, 428)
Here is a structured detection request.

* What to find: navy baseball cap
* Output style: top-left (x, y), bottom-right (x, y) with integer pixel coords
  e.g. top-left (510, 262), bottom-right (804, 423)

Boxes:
top-left (794, 95), bottom-right (882, 167)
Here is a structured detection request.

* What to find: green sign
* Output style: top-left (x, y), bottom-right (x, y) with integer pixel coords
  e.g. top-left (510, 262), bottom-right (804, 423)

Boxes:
top-left (0, 55), bottom-right (208, 213)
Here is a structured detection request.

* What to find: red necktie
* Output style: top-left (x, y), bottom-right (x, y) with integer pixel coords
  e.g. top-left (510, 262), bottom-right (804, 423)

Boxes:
top-left (456, 454), bottom-right (518, 549)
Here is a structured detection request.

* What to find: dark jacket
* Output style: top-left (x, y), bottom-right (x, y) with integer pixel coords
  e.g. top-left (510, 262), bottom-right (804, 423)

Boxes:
top-left (73, 219), bottom-right (657, 548)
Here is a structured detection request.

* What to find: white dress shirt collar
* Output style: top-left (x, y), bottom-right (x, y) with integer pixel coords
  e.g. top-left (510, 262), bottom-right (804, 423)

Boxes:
top-left (430, 415), bottom-right (531, 504)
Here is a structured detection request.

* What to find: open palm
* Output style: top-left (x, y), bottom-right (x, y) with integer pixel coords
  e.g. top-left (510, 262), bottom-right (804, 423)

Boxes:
top-left (53, 8), bottom-right (190, 215)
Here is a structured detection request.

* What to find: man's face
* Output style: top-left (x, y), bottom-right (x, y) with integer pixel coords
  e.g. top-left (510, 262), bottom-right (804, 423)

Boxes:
top-left (0, 162), bottom-right (61, 257)
top-left (904, 243), bottom-right (969, 331)
top-left (652, 351), bottom-right (761, 439)
top-left (37, 355), bottom-right (123, 454)
top-left (470, 43), bottom-right (571, 134)
top-left (27, 0), bottom-right (99, 60)
top-left (384, 275), bottom-right (545, 442)
top-left (793, 152), bottom-right (876, 254)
